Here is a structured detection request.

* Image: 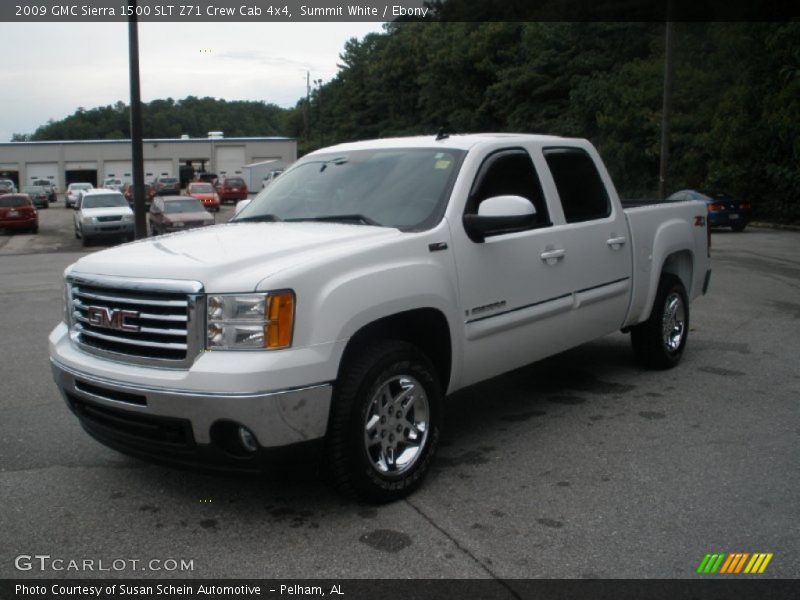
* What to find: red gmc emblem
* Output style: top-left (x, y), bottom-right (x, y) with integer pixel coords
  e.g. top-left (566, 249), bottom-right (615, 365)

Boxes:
top-left (87, 306), bottom-right (140, 332)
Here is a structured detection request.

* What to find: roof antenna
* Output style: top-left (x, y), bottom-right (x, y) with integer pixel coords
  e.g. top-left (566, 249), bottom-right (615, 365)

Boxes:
top-left (435, 128), bottom-right (449, 141)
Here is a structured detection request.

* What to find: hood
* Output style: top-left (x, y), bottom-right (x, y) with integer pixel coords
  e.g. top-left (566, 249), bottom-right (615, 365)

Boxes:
top-left (82, 206), bottom-right (134, 217)
top-left (70, 221), bottom-right (402, 292)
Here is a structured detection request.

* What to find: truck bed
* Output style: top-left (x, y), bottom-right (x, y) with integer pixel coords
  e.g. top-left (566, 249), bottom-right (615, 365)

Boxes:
top-left (622, 199), bottom-right (710, 328)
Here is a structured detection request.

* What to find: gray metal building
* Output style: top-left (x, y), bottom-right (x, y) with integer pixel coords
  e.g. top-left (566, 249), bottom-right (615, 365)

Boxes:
top-left (0, 134), bottom-right (297, 191)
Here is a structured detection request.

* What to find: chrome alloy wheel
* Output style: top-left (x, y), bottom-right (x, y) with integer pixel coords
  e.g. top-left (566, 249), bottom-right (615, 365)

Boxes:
top-left (662, 292), bottom-right (686, 352)
top-left (363, 375), bottom-right (430, 475)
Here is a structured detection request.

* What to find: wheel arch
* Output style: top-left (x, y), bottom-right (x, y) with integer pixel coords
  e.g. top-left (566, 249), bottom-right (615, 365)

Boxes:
top-left (336, 307), bottom-right (453, 394)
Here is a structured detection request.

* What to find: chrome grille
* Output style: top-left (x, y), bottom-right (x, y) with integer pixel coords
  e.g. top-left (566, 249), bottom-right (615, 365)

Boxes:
top-left (96, 215), bottom-right (122, 222)
top-left (67, 274), bottom-right (204, 368)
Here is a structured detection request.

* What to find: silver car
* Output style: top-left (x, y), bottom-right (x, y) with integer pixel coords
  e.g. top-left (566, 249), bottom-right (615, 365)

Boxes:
top-left (66, 182), bottom-right (93, 208)
top-left (73, 189), bottom-right (134, 247)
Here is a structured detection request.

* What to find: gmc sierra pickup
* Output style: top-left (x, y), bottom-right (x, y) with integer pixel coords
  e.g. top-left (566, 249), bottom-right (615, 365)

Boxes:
top-left (49, 134), bottom-right (711, 502)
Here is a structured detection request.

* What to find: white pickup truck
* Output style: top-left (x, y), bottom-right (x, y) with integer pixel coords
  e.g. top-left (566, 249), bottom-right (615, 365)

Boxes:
top-left (49, 134), bottom-right (711, 502)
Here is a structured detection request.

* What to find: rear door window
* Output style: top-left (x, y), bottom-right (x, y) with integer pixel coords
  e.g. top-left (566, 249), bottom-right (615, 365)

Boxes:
top-left (544, 148), bottom-right (611, 223)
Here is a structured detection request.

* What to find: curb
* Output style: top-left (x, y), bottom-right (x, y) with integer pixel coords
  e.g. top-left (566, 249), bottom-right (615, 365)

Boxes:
top-left (748, 222), bottom-right (800, 232)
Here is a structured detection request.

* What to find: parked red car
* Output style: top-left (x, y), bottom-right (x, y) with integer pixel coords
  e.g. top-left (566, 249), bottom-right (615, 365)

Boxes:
top-left (0, 194), bottom-right (38, 233)
top-left (215, 176), bottom-right (248, 204)
top-left (185, 182), bottom-right (220, 212)
top-left (123, 182), bottom-right (156, 206)
top-left (149, 196), bottom-right (214, 235)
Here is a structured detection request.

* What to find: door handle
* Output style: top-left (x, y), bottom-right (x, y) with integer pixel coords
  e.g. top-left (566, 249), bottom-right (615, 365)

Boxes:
top-left (540, 248), bottom-right (566, 264)
top-left (607, 236), bottom-right (627, 248)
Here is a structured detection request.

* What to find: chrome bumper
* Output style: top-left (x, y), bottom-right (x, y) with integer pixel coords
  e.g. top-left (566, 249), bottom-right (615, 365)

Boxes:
top-left (51, 358), bottom-right (332, 448)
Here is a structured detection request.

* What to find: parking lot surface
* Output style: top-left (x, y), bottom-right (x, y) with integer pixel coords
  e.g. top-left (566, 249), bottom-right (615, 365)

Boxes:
top-left (0, 221), bottom-right (797, 579)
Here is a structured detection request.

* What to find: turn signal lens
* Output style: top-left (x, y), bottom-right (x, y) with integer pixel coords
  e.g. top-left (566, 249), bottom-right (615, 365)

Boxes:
top-left (266, 292), bottom-right (295, 349)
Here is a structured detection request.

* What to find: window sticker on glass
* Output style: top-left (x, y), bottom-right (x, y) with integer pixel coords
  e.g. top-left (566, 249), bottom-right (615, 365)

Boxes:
top-left (435, 159), bottom-right (452, 169)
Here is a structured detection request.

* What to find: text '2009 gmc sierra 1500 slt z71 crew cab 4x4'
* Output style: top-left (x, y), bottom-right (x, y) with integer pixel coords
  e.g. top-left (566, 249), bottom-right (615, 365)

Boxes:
top-left (50, 134), bottom-right (711, 502)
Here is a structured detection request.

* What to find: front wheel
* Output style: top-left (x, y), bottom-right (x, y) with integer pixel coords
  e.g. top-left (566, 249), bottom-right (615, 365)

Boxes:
top-left (631, 274), bottom-right (689, 369)
top-left (324, 340), bottom-right (442, 503)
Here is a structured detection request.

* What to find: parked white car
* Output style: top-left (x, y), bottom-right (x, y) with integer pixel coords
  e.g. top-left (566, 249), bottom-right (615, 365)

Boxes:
top-left (72, 189), bottom-right (134, 246)
top-left (50, 134), bottom-right (711, 502)
top-left (102, 178), bottom-right (124, 192)
top-left (65, 182), bottom-right (93, 208)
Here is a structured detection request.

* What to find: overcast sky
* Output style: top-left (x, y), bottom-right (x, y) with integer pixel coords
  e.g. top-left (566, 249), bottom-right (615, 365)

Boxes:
top-left (0, 22), bottom-right (385, 142)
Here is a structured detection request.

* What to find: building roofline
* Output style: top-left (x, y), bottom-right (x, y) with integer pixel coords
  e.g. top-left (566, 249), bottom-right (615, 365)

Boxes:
top-left (0, 136), bottom-right (295, 147)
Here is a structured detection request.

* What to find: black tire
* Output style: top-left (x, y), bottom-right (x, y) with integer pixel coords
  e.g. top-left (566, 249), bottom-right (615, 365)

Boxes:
top-left (31, 225), bottom-right (39, 234)
top-left (731, 223), bottom-right (747, 232)
top-left (324, 340), bottom-right (442, 503)
top-left (81, 234), bottom-right (90, 247)
top-left (630, 274), bottom-right (689, 369)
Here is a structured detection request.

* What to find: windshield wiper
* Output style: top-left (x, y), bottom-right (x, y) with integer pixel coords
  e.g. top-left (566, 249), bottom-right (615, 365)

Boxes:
top-left (233, 214), bottom-right (283, 223)
top-left (288, 214), bottom-right (382, 226)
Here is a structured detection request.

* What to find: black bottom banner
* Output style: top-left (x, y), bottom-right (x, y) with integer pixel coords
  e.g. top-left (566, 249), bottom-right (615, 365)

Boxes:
top-left (1, 579), bottom-right (798, 600)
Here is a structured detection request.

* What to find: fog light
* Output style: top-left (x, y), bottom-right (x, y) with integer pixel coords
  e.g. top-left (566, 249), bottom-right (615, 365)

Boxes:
top-left (238, 426), bottom-right (258, 453)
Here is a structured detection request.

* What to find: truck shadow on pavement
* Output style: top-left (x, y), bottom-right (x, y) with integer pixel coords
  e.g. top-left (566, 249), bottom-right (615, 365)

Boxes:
top-left (102, 334), bottom-right (644, 520)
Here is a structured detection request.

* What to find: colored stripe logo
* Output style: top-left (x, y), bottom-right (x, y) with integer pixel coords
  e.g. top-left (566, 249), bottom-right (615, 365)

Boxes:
top-left (696, 553), bottom-right (773, 574)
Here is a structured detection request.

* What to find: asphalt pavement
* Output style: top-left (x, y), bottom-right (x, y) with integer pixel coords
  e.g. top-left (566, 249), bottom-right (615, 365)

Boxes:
top-left (0, 215), bottom-right (797, 580)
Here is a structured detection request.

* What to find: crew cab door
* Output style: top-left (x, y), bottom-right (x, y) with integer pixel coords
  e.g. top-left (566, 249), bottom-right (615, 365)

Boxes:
top-left (540, 146), bottom-right (632, 342)
top-left (450, 147), bottom-right (577, 388)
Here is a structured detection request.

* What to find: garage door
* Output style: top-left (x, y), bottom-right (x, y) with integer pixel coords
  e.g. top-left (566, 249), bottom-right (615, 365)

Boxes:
top-left (26, 162), bottom-right (60, 190)
top-left (103, 161), bottom-right (133, 185)
top-left (65, 161), bottom-right (98, 187)
top-left (144, 160), bottom-right (173, 181)
top-left (0, 163), bottom-right (20, 188)
top-left (215, 146), bottom-right (246, 177)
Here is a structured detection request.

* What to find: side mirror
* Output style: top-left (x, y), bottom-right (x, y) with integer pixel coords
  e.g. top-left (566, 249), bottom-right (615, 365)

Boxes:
top-left (234, 198), bottom-right (252, 217)
top-left (463, 195), bottom-right (537, 243)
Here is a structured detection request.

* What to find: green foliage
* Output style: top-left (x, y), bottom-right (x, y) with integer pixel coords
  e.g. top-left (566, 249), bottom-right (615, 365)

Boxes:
top-left (21, 23), bottom-right (800, 222)
top-left (28, 97), bottom-right (287, 142)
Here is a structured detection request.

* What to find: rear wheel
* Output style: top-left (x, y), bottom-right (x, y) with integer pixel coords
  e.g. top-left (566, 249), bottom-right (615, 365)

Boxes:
top-left (324, 340), bottom-right (442, 503)
top-left (630, 274), bottom-right (689, 369)
top-left (731, 223), bottom-right (747, 232)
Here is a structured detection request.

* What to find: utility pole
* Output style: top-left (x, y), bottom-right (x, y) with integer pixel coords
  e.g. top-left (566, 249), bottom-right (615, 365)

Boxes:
top-left (127, 0), bottom-right (146, 238)
top-left (658, 18), bottom-right (675, 200)
top-left (314, 79), bottom-right (323, 147)
top-left (304, 71), bottom-right (310, 143)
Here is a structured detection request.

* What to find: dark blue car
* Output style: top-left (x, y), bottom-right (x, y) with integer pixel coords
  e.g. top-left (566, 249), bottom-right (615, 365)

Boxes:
top-left (668, 190), bottom-right (752, 232)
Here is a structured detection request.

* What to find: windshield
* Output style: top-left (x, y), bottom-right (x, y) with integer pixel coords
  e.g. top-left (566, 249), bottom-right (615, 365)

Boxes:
top-left (23, 187), bottom-right (45, 194)
top-left (82, 194), bottom-right (127, 209)
top-left (71, 184), bottom-right (92, 191)
top-left (104, 179), bottom-right (121, 185)
top-left (159, 178), bottom-right (178, 184)
top-left (190, 184), bottom-right (214, 193)
top-left (223, 178), bottom-right (245, 186)
top-left (164, 199), bottom-right (204, 214)
top-left (235, 148), bottom-right (465, 230)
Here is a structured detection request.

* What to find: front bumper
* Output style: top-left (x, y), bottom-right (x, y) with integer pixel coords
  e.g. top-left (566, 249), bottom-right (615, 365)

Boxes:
top-left (51, 357), bottom-right (332, 470)
top-left (81, 221), bottom-right (134, 236)
top-left (50, 319), bottom-right (338, 468)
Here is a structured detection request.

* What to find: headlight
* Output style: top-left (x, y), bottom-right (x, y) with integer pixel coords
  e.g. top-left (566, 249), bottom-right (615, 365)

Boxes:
top-left (122, 214), bottom-right (134, 222)
top-left (206, 291), bottom-right (294, 350)
top-left (81, 216), bottom-right (95, 224)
